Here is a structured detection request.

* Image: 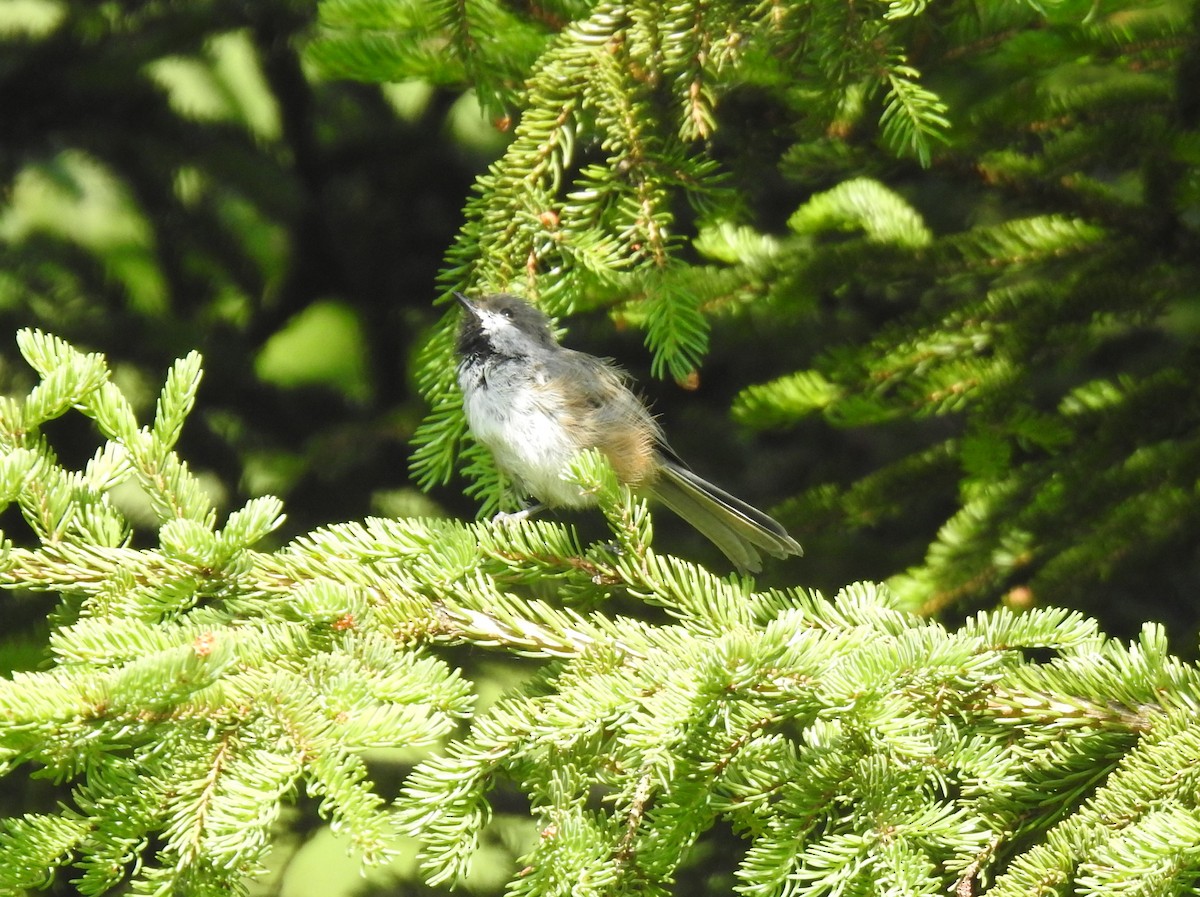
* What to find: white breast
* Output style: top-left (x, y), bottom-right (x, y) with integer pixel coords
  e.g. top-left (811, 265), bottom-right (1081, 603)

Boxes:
top-left (459, 361), bottom-right (593, 507)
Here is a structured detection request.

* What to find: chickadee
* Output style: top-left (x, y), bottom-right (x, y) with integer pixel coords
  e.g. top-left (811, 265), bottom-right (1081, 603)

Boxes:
top-left (454, 292), bottom-right (802, 572)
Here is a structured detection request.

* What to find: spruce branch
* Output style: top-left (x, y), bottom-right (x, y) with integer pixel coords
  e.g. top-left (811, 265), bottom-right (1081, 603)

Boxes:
top-left (5, 334), bottom-right (1200, 894)
top-left (880, 59), bottom-right (951, 166)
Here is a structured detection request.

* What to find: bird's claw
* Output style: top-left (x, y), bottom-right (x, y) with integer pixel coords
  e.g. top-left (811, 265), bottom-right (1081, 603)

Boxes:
top-left (491, 502), bottom-right (545, 525)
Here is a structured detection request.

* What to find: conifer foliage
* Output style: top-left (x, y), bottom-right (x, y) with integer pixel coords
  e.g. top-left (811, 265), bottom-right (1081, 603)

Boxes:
top-left (2, 0), bottom-right (1200, 895)
top-left (314, 0), bottom-right (1200, 626)
top-left (1, 337), bottom-right (1200, 895)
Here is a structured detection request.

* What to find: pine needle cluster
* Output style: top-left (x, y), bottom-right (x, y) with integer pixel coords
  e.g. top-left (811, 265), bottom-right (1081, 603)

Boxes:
top-left (1, 335), bottom-right (1200, 895)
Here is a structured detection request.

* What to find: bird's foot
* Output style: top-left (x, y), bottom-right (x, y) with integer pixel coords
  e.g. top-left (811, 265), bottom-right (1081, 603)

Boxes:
top-left (492, 503), bottom-right (545, 525)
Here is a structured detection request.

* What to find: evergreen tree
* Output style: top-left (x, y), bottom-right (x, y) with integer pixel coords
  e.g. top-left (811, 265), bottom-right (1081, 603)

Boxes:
top-left (1, 0), bottom-right (1199, 896)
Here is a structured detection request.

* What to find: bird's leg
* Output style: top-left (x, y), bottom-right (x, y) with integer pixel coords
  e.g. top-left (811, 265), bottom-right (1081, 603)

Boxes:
top-left (492, 502), bottom-right (546, 524)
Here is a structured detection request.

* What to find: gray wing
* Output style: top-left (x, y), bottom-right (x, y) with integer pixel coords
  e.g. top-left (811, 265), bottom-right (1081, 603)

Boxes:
top-left (544, 349), bottom-right (663, 487)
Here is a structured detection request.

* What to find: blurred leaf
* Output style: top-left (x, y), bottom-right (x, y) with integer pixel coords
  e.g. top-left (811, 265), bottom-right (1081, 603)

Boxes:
top-left (255, 301), bottom-right (372, 402)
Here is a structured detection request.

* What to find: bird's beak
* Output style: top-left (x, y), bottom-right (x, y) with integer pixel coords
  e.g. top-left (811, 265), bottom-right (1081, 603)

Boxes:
top-left (453, 291), bottom-right (478, 316)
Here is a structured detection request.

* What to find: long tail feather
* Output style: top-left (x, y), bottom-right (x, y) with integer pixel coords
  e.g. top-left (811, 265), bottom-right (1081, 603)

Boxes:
top-left (649, 462), bottom-right (802, 573)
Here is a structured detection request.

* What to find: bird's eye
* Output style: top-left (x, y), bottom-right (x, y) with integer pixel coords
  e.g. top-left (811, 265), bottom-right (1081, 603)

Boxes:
top-left (500, 307), bottom-right (515, 319)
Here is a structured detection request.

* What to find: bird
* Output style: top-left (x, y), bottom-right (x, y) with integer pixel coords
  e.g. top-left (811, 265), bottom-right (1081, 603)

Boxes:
top-left (454, 292), bottom-right (802, 572)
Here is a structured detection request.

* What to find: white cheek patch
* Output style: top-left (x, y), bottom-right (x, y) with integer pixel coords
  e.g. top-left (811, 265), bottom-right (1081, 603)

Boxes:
top-left (479, 312), bottom-right (512, 337)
